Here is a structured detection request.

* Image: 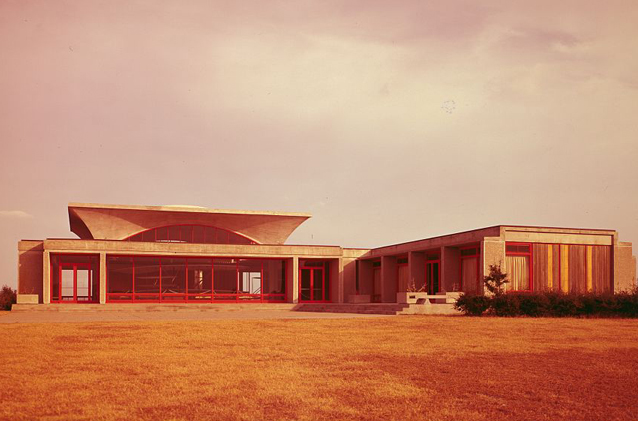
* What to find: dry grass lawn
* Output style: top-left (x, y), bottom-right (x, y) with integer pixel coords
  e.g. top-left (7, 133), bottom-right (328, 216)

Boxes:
top-left (1, 317), bottom-right (637, 421)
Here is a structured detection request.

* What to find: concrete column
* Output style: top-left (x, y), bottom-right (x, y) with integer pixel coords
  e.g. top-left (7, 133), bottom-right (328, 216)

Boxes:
top-left (614, 243), bottom-right (636, 292)
top-left (441, 247), bottom-right (460, 292)
top-left (409, 251), bottom-right (425, 291)
top-left (358, 260), bottom-right (373, 296)
top-left (291, 257), bottom-right (299, 303)
top-left (43, 251), bottom-right (50, 304)
top-left (99, 252), bottom-right (107, 304)
top-left (482, 238), bottom-right (505, 295)
top-left (335, 259), bottom-right (343, 303)
top-left (381, 255), bottom-right (397, 303)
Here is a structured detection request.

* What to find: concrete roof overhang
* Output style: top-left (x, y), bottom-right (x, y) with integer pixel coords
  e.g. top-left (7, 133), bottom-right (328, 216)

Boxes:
top-left (68, 203), bottom-right (311, 244)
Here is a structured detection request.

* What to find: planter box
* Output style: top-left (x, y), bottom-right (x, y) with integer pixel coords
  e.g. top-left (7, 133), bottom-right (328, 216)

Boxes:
top-left (17, 294), bottom-right (39, 304)
top-left (396, 292), bottom-right (430, 304)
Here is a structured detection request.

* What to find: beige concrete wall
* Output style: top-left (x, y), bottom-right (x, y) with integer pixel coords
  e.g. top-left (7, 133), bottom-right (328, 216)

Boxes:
top-left (482, 238), bottom-right (505, 294)
top-left (43, 251), bottom-right (50, 304)
top-left (99, 253), bottom-right (106, 304)
top-left (288, 257), bottom-right (298, 303)
top-left (42, 239), bottom-right (344, 259)
top-left (504, 231), bottom-right (613, 245)
top-left (614, 243), bottom-right (636, 292)
top-left (330, 259), bottom-right (340, 303)
top-left (17, 241), bottom-right (44, 303)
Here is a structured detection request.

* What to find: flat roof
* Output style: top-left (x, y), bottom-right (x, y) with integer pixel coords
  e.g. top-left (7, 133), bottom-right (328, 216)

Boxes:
top-left (369, 224), bottom-right (616, 252)
top-left (68, 202), bottom-right (312, 218)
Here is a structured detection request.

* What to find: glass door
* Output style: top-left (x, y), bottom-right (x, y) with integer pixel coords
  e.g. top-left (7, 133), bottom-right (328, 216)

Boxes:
top-left (299, 265), bottom-right (327, 302)
top-left (425, 260), bottom-right (440, 295)
top-left (58, 263), bottom-right (95, 303)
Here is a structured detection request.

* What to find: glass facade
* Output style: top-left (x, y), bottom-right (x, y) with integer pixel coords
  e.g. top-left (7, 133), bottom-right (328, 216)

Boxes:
top-left (50, 254), bottom-right (100, 303)
top-left (106, 256), bottom-right (286, 302)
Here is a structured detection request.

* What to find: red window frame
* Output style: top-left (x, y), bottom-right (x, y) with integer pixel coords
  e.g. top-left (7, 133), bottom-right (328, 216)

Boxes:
top-left (505, 242), bottom-right (534, 292)
top-left (298, 260), bottom-right (331, 303)
top-left (106, 255), bottom-right (287, 303)
top-left (425, 252), bottom-right (441, 295)
top-left (459, 245), bottom-right (480, 292)
top-left (50, 254), bottom-right (100, 304)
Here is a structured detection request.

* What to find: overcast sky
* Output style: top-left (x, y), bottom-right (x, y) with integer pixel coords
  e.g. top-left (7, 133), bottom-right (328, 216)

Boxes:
top-left (1, 1), bottom-right (637, 289)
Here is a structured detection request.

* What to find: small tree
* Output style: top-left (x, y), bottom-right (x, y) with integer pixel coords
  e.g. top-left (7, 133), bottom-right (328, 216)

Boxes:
top-left (484, 264), bottom-right (509, 296)
top-left (0, 285), bottom-right (17, 311)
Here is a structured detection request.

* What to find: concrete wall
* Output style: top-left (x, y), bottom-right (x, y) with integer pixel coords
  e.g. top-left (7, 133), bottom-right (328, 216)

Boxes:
top-left (17, 241), bottom-right (44, 303)
top-left (482, 238), bottom-right (505, 294)
top-left (614, 243), bottom-right (636, 292)
top-left (441, 246), bottom-right (460, 292)
top-left (381, 256), bottom-right (397, 302)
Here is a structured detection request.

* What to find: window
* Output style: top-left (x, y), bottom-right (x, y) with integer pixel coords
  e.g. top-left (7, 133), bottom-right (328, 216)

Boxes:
top-left (106, 256), bottom-right (286, 303)
top-left (460, 246), bottom-right (480, 293)
top-left (505, 243), bottom-right (531, 291)
top-left (126, 225), bottom-right (257, 245)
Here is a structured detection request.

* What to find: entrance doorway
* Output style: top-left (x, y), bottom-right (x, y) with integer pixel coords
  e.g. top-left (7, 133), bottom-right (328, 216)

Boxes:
top-left (425, 256), bottom-right (440, 295)
top-left (299, 261), bottom-right (329, 302)
top-left (58, 263), bottom-right (97, 303)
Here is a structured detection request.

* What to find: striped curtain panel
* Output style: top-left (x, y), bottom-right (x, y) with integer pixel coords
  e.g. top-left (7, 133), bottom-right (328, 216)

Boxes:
top-left (505, 256), bottom-right (530, 291)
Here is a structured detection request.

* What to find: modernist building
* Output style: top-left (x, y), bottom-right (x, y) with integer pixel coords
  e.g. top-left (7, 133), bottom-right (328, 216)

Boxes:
top-left (16, 203), bottom-right (636, 305)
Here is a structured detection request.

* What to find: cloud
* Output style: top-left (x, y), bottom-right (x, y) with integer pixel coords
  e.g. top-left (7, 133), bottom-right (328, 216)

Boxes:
top-left (0, 210), bottom-right (33, 219)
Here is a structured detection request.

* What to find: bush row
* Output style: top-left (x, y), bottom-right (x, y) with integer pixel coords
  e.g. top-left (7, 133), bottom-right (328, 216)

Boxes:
top-left (454, 290), bottom-right (638, 318)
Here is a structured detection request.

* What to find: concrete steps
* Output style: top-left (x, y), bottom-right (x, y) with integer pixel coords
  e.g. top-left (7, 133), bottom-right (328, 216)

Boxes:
top-left (11, 303), bottom-right (297, 313)
top-left (296, 303), bottom-right (409, 315)
top-left (296, 303), bottom-right (460, 316)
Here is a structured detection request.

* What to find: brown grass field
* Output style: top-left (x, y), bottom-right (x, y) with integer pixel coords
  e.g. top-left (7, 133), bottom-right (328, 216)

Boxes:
top-left (1, 317), bottom-right (637, 421)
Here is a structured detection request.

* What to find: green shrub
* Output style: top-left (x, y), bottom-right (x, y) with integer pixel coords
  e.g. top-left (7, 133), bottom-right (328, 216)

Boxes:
top-left (454, 289), bottom-right (638, 318)
top-left (454, 294), bottom-right (491, 316)
top-left (491, 293), bottom-right (520, 317)
top-left (517, 293), bottom-right (551, 317)
top-left (0, 285), bottom-right (17, 311)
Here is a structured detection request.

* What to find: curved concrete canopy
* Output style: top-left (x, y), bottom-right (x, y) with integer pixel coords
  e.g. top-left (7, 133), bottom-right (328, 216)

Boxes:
top-left (68, 203), bottom-right (311, 244)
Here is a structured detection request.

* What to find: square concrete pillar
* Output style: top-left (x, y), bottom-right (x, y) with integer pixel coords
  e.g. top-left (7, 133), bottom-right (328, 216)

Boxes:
top-left (409, 251), bottom-right (425, 291)
top-left (43, 251), bottom-right (50, 304)
top-left (381, 256), bottom-right (397, 303)
top-left (289, 257), bottom-right (299, 303)
top-left (614, 243), bottom-right (636, 292)
top-left (441, 247), bottom-right (460, 292)
top-left (336, 259), bottom-right (344, 303)
top-left (358, 260), bottom-right (373, 296)
top-left (482, 238), bottom-right (505, 295)
top-left (99, 252), bottom-right (107, 304)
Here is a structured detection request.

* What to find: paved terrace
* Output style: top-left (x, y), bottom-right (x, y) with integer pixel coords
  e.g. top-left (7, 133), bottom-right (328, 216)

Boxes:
top-left (0, 304), bottom-right (394, 324)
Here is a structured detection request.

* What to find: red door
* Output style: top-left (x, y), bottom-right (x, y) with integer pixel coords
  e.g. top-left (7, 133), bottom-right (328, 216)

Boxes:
top-left (299, 266), bottom-right (328, 302)
top-left (58, 263), bottom-right (96, 303)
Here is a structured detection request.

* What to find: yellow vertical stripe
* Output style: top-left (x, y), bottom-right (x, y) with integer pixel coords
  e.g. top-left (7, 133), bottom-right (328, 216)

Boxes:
top-left (587, 246), bottom-right (594, 292)
top-left (547, 246), bottom-right (553, 290)
top-left (561, 245), bottom-right (569, 293)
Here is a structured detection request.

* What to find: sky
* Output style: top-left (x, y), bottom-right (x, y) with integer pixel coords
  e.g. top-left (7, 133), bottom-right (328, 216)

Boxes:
top-left (1, 0), bottom-right (637, 289)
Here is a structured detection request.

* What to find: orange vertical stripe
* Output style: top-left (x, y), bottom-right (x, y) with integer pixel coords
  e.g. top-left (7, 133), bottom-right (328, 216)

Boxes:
top-left (547, 246), bottom-right (553, 290)
top-left (587, 246), bottom-right (594, 292)
top-left (560, 245), bottom-right (569, 293)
